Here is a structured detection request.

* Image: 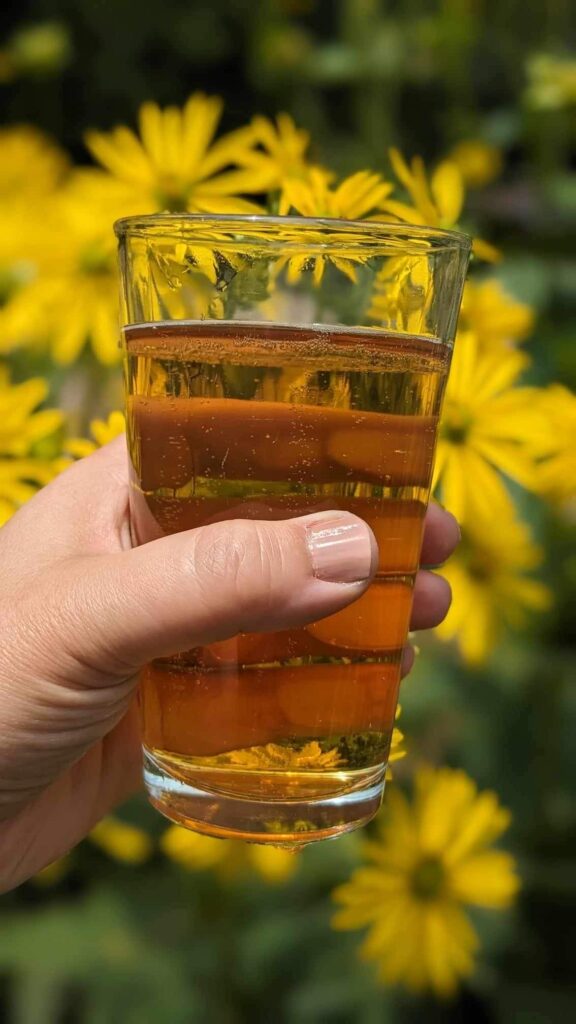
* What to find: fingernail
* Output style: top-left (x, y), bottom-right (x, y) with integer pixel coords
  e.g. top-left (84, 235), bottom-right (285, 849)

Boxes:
top-left (305, 513), bottom-right (377, 584)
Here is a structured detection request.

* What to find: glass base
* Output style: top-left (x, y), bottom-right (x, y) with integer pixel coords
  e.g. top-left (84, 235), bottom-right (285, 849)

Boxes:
top-left (144, 749), bottom-right (386, 848)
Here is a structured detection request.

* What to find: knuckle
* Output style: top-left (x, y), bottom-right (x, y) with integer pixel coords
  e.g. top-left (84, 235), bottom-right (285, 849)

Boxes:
top-left (193, 521), bottom-right (251, 581)
top-left (192, 520), bottom-right (285, 618)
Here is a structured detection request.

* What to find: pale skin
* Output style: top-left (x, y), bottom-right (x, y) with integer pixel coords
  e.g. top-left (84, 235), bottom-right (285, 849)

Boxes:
top-left (0, 438), bottom-right (459, 892)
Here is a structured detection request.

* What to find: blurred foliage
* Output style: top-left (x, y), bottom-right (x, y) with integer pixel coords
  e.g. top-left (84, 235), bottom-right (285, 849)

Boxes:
top-left (1, 1), bottom-right (576, 1022)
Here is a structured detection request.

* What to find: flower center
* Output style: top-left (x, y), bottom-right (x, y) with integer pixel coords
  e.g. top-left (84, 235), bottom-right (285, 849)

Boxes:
top-left (79, 243), bottom-right (112, 276)
top-left (457, 535), bottom-right (495, 583)
top-left (0, 267), bottom-right (16, 305)
top-left (441, 405), bottom-right (473, 445)
top-left (466, 553), bottom-right (494, 582)
top-left (0, 261), bottom-right (36, 304)
top-left (410, 856), bottom-right (446, 901)
top-left (155, 177), bottom-right (189, 213)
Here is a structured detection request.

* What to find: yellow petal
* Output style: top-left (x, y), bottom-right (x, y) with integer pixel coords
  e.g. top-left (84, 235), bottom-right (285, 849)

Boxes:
top-left (431, 161), bottom-right (464, 225)
top-left (377, 199), bottom-right (427, 225)
top-left (451, 851), bottom-right (520, 907)
top-left (472, 237), bottom-right (502, 263)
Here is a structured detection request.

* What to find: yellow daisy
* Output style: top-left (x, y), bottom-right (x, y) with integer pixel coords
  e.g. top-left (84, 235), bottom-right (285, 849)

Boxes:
top-left (89, 817), bottom-right (153, 865)
top-left (380, 148), bottom-right (499, 262)
top-left (0, 124), bottom-right (68, 202)
top-left (121, 235), bottom-right (225, 326)
top-left (0, 366), bottom-right (63, 524)
top-left (436, 514), bottom-right (551, 664)
top-left (3, 171), bottom-right (133, 364)
top-left (275, 167), bottom-right (393, 285)
top-left (434, 330), bottom-right (545, 523)
top-left (279, 166), bottom-right (392, 219)
top-left (533, 384), bottom-right (576, 503)
top-left (0, 127), bottom-right (69, 337)
top-left (218, 740), bottom-right (345, 771)
top-left (236, 112), bottom-right (313, 190)
top-left (160, 827), bottom-right (297, 885)
top-left (459, 278), bottom-right (534, 350)
top-left (0, 231), bottom-right (44, 352)
top-left (368, 255), bottom-right (434, 337)
top-left (85, 92), bottom-right (263, 214)
top-left (448, 140), bottom-right (503, 190)
top-left (64, 411), bottom-right (126, 460)
top-left (332, 766), bottom-right (519, 998)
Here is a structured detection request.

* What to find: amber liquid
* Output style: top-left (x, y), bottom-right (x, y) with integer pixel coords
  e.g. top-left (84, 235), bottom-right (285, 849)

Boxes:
top-left (125, 321), bottom-right (449, 843)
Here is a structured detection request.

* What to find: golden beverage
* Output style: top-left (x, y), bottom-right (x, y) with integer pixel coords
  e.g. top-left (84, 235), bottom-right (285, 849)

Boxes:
top-left (124, 321), bottom-right (449, 844)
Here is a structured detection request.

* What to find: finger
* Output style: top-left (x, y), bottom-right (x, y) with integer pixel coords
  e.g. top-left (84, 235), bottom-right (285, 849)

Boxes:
top-left (30, 510), bottom-right (379, 680)
top-left (0, 702), bottom-right (142, 893)
top-left (420, 503), bottom-right (460, 568)
top-left (400, 644), bottom-right (415, 678)
top-left (0, 511), bottom-right (377, 808)
top-left (410, 570), bottom-right (452, 630)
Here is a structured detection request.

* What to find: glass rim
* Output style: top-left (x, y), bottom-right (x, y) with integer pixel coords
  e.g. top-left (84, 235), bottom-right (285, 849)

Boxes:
top-left (114, 212), bottom-right (471, 254)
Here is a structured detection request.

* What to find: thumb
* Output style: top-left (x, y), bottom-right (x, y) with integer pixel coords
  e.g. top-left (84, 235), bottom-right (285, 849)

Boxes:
top-left (40, 510), bottom-right (379, 679)
top-left (0, 511), bottom-right (378, 817)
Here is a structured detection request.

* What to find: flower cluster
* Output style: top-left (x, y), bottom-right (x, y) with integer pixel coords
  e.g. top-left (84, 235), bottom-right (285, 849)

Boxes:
top-left (0, 367), bottom-right (63, 524)
top-left (0, 95), bottom-right (503, 368)
top-left (1, 92), bottom-right (571, 1001)
top-left (1, 94), bottom-right (569, 663)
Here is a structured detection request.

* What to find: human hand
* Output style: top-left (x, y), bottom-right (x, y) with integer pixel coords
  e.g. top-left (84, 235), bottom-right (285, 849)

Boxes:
top-left (0, 439), bottom-right (459, 891)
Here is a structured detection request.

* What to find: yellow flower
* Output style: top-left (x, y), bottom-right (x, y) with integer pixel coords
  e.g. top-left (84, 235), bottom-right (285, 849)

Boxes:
top-left (3, 171), bottom-right (131, 364)
top-left (161, 826), bottom-right (229, 870)
top-left (389, 706), bottom-right (406, 772)
top-left (89, 817), bottom-right (153, 865)
top-left (88, 410), bottom-right (126, 446)
top-left (436, 515), bottom-right (551, 664)
top-left (195, 723), bottom-right (403, 775)
top-left (0, 124), bottom-right (68, 202)
top-left (85, 92), bottom-right (263, 214)
top-left (123, 236), bottom-right (225, 325)
top-left (525, 53), bottom-right (576, 110)
top-left (279, 166), bottom-right (392, 220)
top-left (448, 140), bottom-right (503, 190)
top-left (275, 167), bottom-right (393, 285)
top-left (0, 127), bottom-right (69, 329)
top-left (65, 411), bottom-right (126, 459)
top-left (332, 766), bottom-right (519, 998)
top-left (247, 844), bottom-right (298, 884)
top-left (0, 253), bottom-right (43, 353)
top-left (434, 330), bottom-right (545, 523)
top-left (212, 740), bottom-right (345, 771)
top-left (0, 366), bottom-right (63, 524)
top-left (380, 148), bottom-right (499, 262)
top-left (160, 826), bottom-right (297, 885)
top-left (533, 385), bottom-right (576, 503)
top-left (459, 278), bottom-right (534, 350)
top-left (368, 255), bottom-right (434, 337)
top-left (236, 112), bottom-right (312, 190)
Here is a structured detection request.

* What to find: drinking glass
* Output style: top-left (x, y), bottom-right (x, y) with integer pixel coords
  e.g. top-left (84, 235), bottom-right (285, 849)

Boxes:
top-left (115, 214), bottom-right (470, 847)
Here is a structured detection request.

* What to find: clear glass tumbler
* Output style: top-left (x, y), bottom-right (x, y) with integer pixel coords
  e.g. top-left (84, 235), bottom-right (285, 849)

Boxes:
top-left (115, 214), bottom-right (470, 847)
